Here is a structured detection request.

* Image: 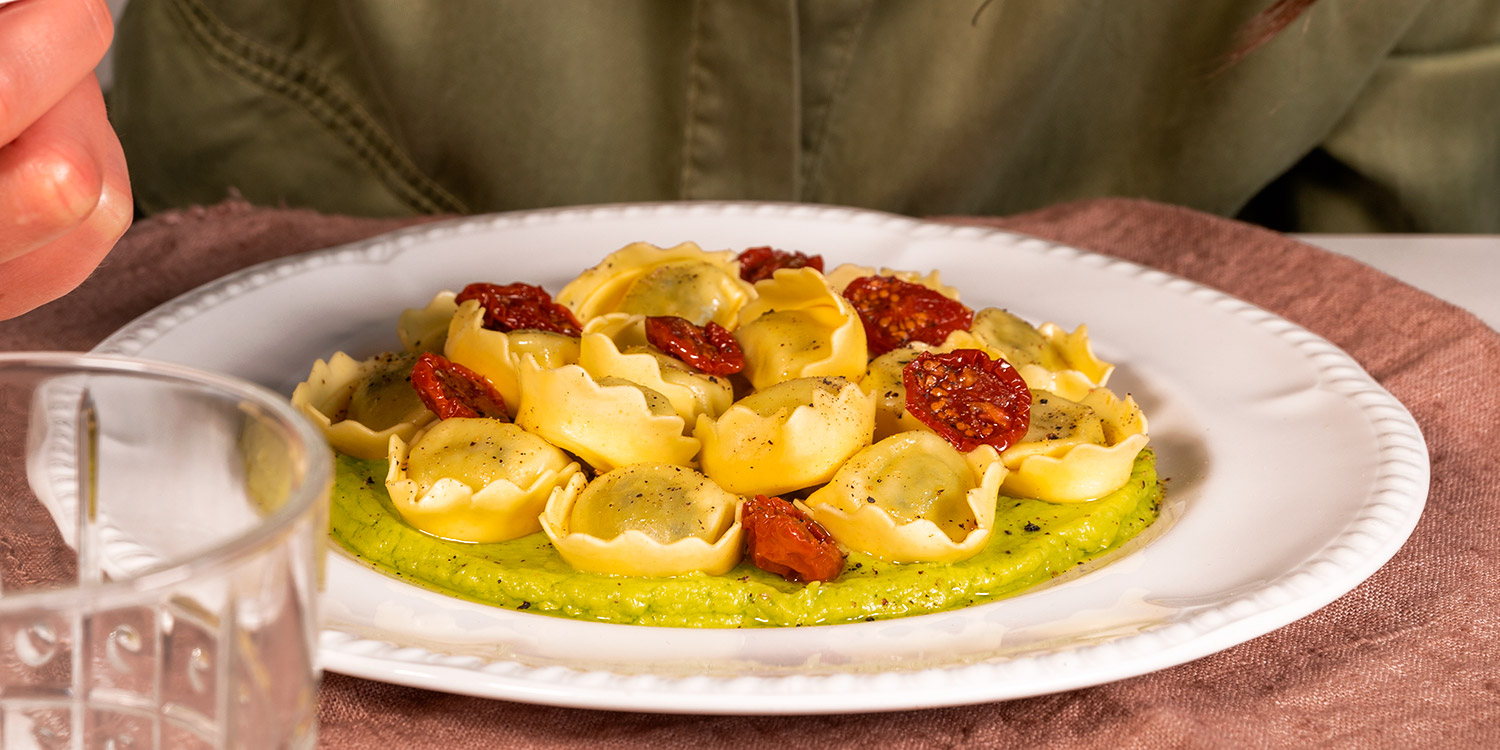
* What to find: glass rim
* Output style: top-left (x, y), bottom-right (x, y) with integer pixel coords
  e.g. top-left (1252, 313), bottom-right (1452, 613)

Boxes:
top-left (0, 351), bottom-right (331, 612)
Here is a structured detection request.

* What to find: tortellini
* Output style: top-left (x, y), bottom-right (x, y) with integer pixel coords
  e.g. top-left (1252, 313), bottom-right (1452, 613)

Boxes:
top-left (581, 312), bottom-right (652, 350)
top-left (385, 418), bottom-right (580, 542)
top-left (735, 267), bottom-right (868, 390)
top-left (307, 239), bottom-right (1161, 587)
top-left (578, 328), bottom-right (733, 425)
top-left (823, 263), bottom-right (962, 301)
top-left (444, 299), bottom-right (581, 416)
top-left (695, 376), bottom-right (875, 495)
top-left (803, 432), bottom-right (1005, 564)
top-left (291, 351), bottom-right (435, 460)
top-left (969, 308), bottom-right (1113, 401)
top-left (514, 359), bottom-right (700, 471)
top-left (398, 290), bottom-right (459, 354)
top-left (859, 329), bottom-right (994, 441)
top-left (557, 241), bottom-right (755, 328)
top-left (999, 387), bottom-right (1150, 503)
top-left (861, 346), bottom-right (920, 441)
top-left (541, 464), bottom-right (744, 576)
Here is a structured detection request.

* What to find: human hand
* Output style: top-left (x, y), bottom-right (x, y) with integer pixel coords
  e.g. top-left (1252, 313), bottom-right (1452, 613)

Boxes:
top-left (1, 0), bottom-right (132, 320)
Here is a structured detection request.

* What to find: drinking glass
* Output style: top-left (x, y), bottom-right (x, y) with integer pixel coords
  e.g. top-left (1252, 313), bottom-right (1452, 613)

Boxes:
top-left (0, 353), bottom-right (330, 749)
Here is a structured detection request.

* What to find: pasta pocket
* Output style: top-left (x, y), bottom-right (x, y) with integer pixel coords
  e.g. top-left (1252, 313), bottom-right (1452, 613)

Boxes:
top-left (695, 376), bottom-right (875, 496)
top-left (309, 239), bottom-right (1169, 627)
top-left (859, 330), bottom-right (998, 441)
top-left (444, 299), bottom-right (581, 417)
top-left (581, 312), bottom-right (652, 350)
top-left (970, 308), bottom-right (1113, 400)
top-left (385, 419), bottom-right (580, 543)
top-left (736, 267), bottom-right (868, 390)
top-left (1000, 387), bottom-right (1150, 503)
top-left (861, 345), bottom-right (928, 441)
top-left (541, 464), bottom-right (744, 576)
top-left (291, 351), bottom-right (435, 460)
top-left (397, 290), bottom-right (459, 354)
top-left (803, 432), bottom-right (1005, 564)
top-left (515, 359), bottom-right (700, 471)
top-left (578, 329), bottom-right (733, 425)
top-left (823, 263), bottom-right (961, 300)
top-left (557, 241), bottom-right (754, 328)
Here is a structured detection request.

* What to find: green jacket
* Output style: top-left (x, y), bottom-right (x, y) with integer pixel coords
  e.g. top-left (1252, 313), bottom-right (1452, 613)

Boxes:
top-left (110, 0), bottom-right (1500, 232)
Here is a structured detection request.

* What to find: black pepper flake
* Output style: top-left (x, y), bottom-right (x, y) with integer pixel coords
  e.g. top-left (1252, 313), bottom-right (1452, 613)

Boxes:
top-left (1003, 530), bottom-right (1012, 535)
top-left (1023, 522), bottom-right (1041, 532)
top-left (518, 601), bottom-right (532, 610)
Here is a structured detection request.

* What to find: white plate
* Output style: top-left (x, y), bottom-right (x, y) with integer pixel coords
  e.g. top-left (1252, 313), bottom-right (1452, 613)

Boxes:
top-left (95, 202), bottom-right (1428, 714)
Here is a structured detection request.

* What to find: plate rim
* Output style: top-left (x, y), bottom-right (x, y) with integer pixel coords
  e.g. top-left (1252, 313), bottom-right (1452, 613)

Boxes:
top-left (94, 201), bottom-right (1430, 714)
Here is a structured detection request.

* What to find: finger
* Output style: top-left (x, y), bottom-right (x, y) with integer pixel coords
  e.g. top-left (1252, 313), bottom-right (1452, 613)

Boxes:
top-left (0, 0), bottom-right (114, 144)
top-left (0, 74), bottom-right (118, 263)
top-left (0, 179), bottom-right (131, 320)
top-left (0, 74), bottom-right (131, 320)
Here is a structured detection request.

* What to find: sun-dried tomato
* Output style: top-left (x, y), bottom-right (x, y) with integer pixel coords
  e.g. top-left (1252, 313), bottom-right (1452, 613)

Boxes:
top-left (456, 282), bottom-right (582, 337)
top-left (842, 275), bottom-right (973, 356)
top-left (902, 349), bottom-right (1030, 452)
top-left (743, 495), bottom-right (844, 583)
top-left (410, 352), bottom-right (509, 420)
top-left (737, 246), bottom-right (825, 283)
top-left (644, 315), bottom-right (745, 376)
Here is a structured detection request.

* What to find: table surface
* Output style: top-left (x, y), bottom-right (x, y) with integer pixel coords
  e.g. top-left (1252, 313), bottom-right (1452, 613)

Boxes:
top-left (1296, 234), bottom-right (1499, 331)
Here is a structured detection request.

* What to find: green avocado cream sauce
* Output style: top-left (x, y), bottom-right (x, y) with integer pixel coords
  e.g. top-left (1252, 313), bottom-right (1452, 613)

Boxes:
top-left (329, 451), bottom-right (1162, 628)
